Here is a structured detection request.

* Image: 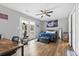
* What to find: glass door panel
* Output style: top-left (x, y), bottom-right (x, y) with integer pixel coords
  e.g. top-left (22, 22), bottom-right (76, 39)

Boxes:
top-left (29, 21), bottom-right (36, 39)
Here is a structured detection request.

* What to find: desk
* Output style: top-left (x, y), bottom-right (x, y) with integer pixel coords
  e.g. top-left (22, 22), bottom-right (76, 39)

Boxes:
top-left (0, 39), bottom-right (24, 56)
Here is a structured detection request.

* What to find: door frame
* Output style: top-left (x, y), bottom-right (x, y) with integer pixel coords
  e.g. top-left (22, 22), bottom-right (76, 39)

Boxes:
top-left (71, 10), bottom-right (76, 51)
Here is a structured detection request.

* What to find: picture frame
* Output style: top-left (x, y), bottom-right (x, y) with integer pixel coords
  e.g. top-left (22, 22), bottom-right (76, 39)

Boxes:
top-left (0, 13), bottom-right (8, 20)
top-left (47, 20), bottom-right (58, 27)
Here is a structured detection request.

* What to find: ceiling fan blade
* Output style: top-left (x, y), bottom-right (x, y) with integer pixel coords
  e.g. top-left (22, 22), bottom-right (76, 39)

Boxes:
top-left (46, 14), bottom-right (51, 17)
top-left (40, 10), bottom-right (43, 12)
top-left (41, 15), bottom-right (43, 18)
top-left (47, 15), bottom-right (51, 17)
top-left (47, 11), bottom-right (53, 13)
top-left (45, 13), bottom-right (50, 16)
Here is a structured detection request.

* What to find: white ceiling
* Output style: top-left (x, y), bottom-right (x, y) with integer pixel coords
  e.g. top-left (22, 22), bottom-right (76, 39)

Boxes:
top-left (0, 3), bottom-right (74, 21)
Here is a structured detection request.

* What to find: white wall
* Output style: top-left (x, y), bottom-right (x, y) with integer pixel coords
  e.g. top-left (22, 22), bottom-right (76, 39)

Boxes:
top-left (75, 4), bottom-right (79, 55)
top-left (41, 18), bottom-right (68, 32)
top-left (71, 9), bottom-right (76, 51)
top-left (0, 5), bottom-right (42, 39)
top-left (58, 18), bottom-right (68, 32)
top-left (68, 4), bottom-right (79, 55)
top-left (0, 5), bottom-right (20, 39)
top-left (68, 4), bottom-right (75, 49)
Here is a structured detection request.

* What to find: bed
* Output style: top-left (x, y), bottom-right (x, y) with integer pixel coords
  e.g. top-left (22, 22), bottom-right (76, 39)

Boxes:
top-left (38, 30), bottom-right (58, 43)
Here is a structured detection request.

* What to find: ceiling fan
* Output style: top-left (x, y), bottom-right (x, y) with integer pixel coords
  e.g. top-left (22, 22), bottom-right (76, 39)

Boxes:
top-left (36, 8), bottom-right (53, 18)
top-left (26, 8), bottom-right (54, 18)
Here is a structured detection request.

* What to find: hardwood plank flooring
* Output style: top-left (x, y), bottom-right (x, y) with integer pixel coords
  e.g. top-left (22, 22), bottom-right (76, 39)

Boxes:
top-left (16, 39), bottom-right (68, 56)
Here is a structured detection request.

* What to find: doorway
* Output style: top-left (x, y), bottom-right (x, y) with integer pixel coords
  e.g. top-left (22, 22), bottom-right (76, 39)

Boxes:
top-left (20, 17), bottom-right (36, 40)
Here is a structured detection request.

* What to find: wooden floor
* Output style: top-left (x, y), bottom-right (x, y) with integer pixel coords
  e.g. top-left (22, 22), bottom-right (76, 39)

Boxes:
top-left (16, 39), bottom-right (69, 56)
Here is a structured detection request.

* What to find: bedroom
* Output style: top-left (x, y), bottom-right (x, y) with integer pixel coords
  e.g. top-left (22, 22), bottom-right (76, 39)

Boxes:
top-left (0, 3), bottom-right (77, 56)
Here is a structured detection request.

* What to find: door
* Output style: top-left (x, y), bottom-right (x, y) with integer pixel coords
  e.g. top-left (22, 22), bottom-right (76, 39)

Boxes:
top-left (20, 17), bottom-right (36, 40)
top-left (29, 21), bottom-right (36, 39)
top-left (21, 20), bottom-right (29, 38)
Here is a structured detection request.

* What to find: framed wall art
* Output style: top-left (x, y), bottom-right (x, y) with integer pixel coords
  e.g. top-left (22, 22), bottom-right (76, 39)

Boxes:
top-left (47, 20), bottom-right (58, 27)
top-left (0, 13), bottom-right (8, 20)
